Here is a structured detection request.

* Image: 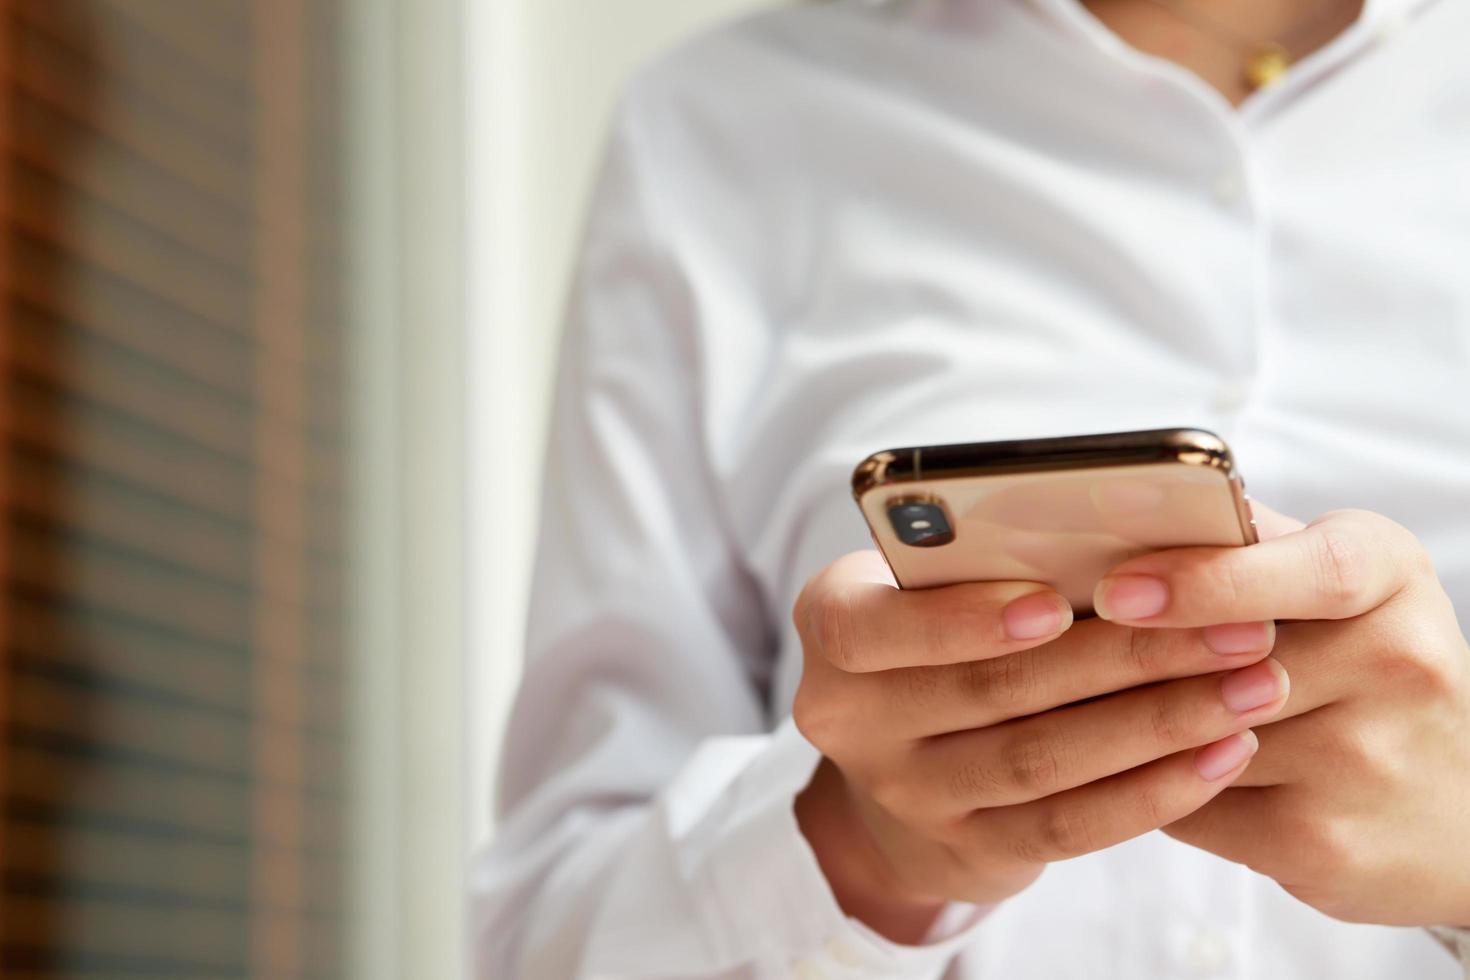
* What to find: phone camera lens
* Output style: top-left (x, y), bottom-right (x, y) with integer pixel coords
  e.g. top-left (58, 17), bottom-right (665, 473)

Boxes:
top-left (887, 500), bottom-right (954, 548)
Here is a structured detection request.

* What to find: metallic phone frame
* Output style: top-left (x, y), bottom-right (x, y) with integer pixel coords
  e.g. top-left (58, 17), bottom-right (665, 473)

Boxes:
top-left (852, 427), bottom-right (1259, 595)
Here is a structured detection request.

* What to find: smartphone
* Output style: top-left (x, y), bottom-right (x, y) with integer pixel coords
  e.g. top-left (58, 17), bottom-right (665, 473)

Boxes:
top-left (852, 428), bottom-right (1257, 614)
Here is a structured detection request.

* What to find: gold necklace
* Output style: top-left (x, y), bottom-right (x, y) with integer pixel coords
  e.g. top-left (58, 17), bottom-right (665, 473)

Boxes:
top-left (1141, 0), bottom-right (1341, 91)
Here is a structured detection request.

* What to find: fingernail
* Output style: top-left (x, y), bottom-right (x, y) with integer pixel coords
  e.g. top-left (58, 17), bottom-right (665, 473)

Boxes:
top-left (1195, 730), bottom-right (1259, 781)
top-left (1002, 592), bottom-right (1072, 641)
top-left (1220, 660), bottom-right (1287, 713)
top-left (1094, 575), bottom-right (1169, 621)
top-left (1202, 621), bottom-right (1275, 656)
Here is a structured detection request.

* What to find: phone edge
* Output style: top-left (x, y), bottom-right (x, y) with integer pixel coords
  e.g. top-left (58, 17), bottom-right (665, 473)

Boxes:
top-left (851, 428), bottom-right (1259, 562)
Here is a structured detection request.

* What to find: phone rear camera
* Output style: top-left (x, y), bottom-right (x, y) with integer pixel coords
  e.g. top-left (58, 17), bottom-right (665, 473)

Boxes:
top-left (887, 500), bottom-right (954, 548)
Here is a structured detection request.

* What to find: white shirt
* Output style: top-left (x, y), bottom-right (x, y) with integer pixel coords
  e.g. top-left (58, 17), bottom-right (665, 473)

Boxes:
top-left (474, 0), bottom-right (1470, 976)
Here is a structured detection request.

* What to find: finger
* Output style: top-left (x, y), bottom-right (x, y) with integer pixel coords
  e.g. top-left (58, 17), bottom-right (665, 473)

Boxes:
top-left (872, 617), bottom-right (1277, 739)
top-left (1231, 715), bottom-right (1314, 787)
top-left (1180, 620), bottom-right (1365, 790)
top-left (1164, 783), bottom-right (1286, 869)
top-left (1255, 616), bottom-right (1360, 703)
top-left (1230, 704), bottom-right (1358, 787)
top-left (914, 658), bottom-right (1288, 810)
top-left (1093, 509), bottom-right (1424, 628)
top-left (975, 731), bottom-right (1259, 864)
top-left (795, 550), bottom-right (1072, 673)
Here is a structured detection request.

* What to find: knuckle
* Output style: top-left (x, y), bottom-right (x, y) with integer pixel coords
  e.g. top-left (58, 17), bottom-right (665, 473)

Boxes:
top-left (1119, 626), bottom-right (1158, 677)
top-left (1178, 554), bottom-right (1249, 613)
top-left (896, 663), bottom-right (947, 710)
top-left (1133, 781), bottom-right (1173, 830)
top-left (953, 658), bottom-right (997, 701)
top-left (1410, 646), bottom-right (1461, 696)
top-left (1276, 807), bottom-right (1361, 882)
top-left (811, 587), bottom-right (864, 671)
top-left (1036, 801), bottom-right (1098, 860)
top-left (1300, 814), bottom-right (1362, 878)
top-left (1002, 726), bottom-right (1067, 798)
top-left (1367, 610), bottom-right (1459, 696)
top-left (1312, 525), bottom-right (1372, 615)
top-left (1204, 554), bottom-right (1252, 612)
top-left (1386, 640), bottom-right (1456, 696)
top-left (994, 650), bottom-right (1042, 710)
top-left (1005, 823), bottom-right (1048, 865)
top-left (791, 683), bottom-right (840, 750)
top-left (1118, 626), bottom-right (1178, 680)
top-left (1145, 689), bottom-right (1190, 748)
top-left (948, 753), bottom-right (1005, 806)
top-left (1376, 513), bottom-right (1438, 581)
top-left (1334, 724), bottom-right (1399, 786)
top-left (1335, 509), bottom-right (1433, 583)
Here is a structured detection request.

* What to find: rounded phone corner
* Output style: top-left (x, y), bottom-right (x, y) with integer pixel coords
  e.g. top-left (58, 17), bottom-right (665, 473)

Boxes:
top-left (851, 449), bottom-right (904, 501)
top-left (1161, 428), bottom-right (1236, 475)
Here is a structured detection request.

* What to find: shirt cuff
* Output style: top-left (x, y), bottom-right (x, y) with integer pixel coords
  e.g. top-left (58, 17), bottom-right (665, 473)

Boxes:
top-left (673, 717), bottom-right (991, 978)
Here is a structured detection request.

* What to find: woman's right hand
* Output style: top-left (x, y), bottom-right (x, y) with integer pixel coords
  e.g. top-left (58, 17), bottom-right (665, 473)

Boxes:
top-left (791, 551), bottom-right (1287, 943)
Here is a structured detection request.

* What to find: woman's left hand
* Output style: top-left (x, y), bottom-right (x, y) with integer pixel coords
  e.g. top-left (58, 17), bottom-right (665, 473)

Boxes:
top-left (1093, 507), bottom-right (1470, 927)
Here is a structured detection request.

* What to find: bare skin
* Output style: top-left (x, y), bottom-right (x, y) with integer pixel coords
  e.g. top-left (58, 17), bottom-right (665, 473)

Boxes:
top-left (792, 555), bottom-right (1283, 942)
top-left (794, 504), bottom-right (1470, 943)
top-left (792, 2), bottom-right (1428, 947)
top-left (795, 2), bottom-right (1470, 948)
top-left (1082, 0), bottom-right (1365, 106)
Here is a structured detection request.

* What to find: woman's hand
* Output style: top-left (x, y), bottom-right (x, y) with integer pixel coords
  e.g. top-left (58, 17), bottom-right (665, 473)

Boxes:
top-left (792, 551), bottom-right (1286, 943)
top-left (1095, 508), bottom-right (1470, 928)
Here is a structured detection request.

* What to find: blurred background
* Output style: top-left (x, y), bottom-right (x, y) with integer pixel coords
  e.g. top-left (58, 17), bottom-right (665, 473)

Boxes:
top-left (0, 0), bottom-right (778, 977)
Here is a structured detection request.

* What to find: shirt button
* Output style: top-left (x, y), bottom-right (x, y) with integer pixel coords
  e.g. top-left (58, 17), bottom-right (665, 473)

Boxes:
top-left (824, 936), bottom-right (866, 968)
top-left (1182, 930), bottom-right (1233, 975)
top-left (1211, 379), bottom-right (1251, 413)
top-left (1212, 171), bottom-right (1244, 206)
top-left (791, 958), bottom-right (826, 980)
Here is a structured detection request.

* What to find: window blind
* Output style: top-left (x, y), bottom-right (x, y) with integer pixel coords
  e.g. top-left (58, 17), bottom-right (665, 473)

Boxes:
top-left (0, 2), bottom-right (345, 977)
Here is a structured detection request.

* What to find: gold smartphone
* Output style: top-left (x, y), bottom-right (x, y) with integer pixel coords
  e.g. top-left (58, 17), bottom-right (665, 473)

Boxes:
top-left (852, 428), bottom-right (1257, 614)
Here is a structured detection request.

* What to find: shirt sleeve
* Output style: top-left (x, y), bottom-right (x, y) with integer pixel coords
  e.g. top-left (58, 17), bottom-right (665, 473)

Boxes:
top-left (470, 88), bottom-right (987, 979)
top-left (1427, 927), bottom-right (1470, 979)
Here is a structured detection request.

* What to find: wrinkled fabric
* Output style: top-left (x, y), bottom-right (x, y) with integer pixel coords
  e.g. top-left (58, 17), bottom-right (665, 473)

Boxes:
top-left (475, 0), bottom-right (1470, 976)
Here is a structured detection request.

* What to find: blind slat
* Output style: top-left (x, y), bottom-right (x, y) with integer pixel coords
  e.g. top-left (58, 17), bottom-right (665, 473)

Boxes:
top-left (2, 893), bottom-right (248, 971)
top-left (6, 746), bottom-right (345, 852)
top-left (7, 744), bottom-right (253, 842)
top-left (90, 0), bottom-right (250, 90)
top-left (11, 306), bottom-right (255, 461)
top-left (9, 672), bottom-right (250, 774)
top-left (9, 520), bottom-right (253, 648)
top-left (3, 42), bottom-right (250, 206)
top-left (0, 1), bottom-right (345, 972)
top-left (7, 162), bottom-right (251, 336)
top-left (10, 450), bottom-right (251, 585)
top-left (10, 238), bottom-right (254, 400)
top-left (4, 818), bottom-right (248, 904)
top-left (10, 594), bottom-right (250, 712)
top-left (12, 2), bottom-right (251, 155)
top-left (8, 91), bottom-right (249, 267)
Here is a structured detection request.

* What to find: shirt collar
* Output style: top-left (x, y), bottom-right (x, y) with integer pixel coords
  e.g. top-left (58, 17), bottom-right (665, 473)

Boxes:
top-left (1019, 0), bottom-right (1438, 43)
top-left (1009, 0), bottom-right (1443, 119)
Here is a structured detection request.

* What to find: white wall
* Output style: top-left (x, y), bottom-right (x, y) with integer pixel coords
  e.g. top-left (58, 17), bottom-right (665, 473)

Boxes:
top-left (466, 0), bottom-right (788, 852)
